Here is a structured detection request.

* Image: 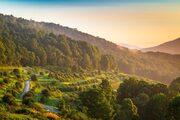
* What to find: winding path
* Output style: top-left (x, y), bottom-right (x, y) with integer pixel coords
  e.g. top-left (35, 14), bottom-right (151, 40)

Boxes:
top-left (20, 79), bottom-right (31, 99)
top-left (20, 75), bottom-right (59, 114)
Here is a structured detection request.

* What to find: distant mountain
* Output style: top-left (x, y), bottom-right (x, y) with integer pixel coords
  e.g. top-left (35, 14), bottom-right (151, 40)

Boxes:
top-left (142, 38), bottom-right (180, 55)
top-left (118, 43), bottom-right (142, 50)
top-left (0, 13), bottom-right (180, 84)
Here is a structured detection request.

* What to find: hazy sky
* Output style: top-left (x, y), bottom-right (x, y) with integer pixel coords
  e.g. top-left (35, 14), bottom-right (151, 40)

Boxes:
top-left (0, 0), bottom-right (180, 48)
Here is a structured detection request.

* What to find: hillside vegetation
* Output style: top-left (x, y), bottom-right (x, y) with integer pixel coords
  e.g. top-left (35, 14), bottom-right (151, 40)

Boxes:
top-left (0, 15), bottom-right (180, 83)
top-left (0, 67), bottom-right (179, 120)
top-left (0, 14), bottom-right (117, 72)
top-left (0, 14), bottom-right (179, 83)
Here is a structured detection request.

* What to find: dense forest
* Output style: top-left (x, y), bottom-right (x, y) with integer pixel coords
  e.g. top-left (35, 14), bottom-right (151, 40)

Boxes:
top-left (0, 14), bottom-right (116, 72)
top-left (0, 14), bottom-right (179, 83)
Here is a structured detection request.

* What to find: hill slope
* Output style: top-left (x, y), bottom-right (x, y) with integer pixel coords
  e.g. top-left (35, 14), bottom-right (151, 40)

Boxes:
top-left (0, 14), bottom-right (180, 83)
top-left (142, 38), bottom-right (180, 55)
top-left (0, 14), bottom-right (118, 72)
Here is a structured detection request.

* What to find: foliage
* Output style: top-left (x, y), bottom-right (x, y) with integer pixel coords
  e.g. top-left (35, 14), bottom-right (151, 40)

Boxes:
top-left (0, 14), bottom-right (116, 72)
top-left (116, 98), bottom-right (138, 120)
top-left (169, 77), bottom-right (180, 95)
top-left (80, 88), bottom-right (114, 120)
top-left (22, 91), bottom-right (35, 107)
top-left (168, 95), bottom-right (180, 120)
top-left (2, 94), bottom-right (16, 105)
top-left (144, 93), bottom-right (168, 120)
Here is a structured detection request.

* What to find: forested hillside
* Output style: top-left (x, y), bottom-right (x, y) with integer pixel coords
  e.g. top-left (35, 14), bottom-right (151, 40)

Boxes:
top-left (0, 14), bottom-right (180, 83)
top-left (0, 14), bottom-right (117, 72)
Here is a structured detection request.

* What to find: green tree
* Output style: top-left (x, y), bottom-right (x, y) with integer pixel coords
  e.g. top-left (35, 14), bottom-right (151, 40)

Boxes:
top-left (144, 93), bottom-right (168, 120)
top-left (100, 55), bottom-right (111, 71)
top-left (134, 93), bottom-right (150, 120)
top-left (117, 77), bottom-right (139, 101)
top-left (115, 98), bottom-right (138, 120)
top-left (81, 54), bottom-right (92, 70)
top-left (0, 40), bottom-right (6, 64)
top-left (80, 89), bottom-right (114, 120)
top-left (169, 77), bottom-right (180, 96)
top-left (167, 95), bottom-right (180, 120)
top-left (100, 79), bottom-right (113, 101)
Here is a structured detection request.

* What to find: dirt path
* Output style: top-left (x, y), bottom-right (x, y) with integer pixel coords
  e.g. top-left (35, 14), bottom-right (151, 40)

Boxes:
top-left (20, 79), bottom-right (31, 99)
top-left (20, 75), bottom-right (59, 114)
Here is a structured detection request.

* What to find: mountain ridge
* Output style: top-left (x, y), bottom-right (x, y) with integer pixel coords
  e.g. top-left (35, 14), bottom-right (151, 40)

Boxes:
top-left (142, 38), bottom-right (180, 55)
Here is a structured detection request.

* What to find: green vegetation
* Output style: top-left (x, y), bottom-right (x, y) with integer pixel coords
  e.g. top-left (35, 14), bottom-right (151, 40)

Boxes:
top-left (0, 14), bottom-right (116, 73)
top-left (0, 14), bottom-right (180, 84)
top-left (0, 67), bottom-right (179, 119)
top-left (0, 14), bottom-right (179, 120)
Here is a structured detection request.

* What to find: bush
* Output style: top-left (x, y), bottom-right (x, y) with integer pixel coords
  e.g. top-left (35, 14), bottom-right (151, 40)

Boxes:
top-left (31, 75), bottom-right (37, 81)
top-left (22, 91), bottom-right (35, 107)
top-left (40, 72), bottom-right (44, 75)
top-left (2, 94), bottom-right (16, 105)
top-left (3, 71), bottom-right (8, 76)
top-left (11, 89), bottom-right (18, 97)
top-left (40, 96), bottom-right (48, 104)
top-left (3, 78), bottom-right (10, 84)
top-left (23, 97), bottom-right (35, 107)
top-left (16, 74), bottom-right (21, 79)
top-left (13, 68), bottom-right (20, 75)
top-left (0, 72), bottom-right (2, 77)
top-left (15, 82), bottom-right (22, 89)
top-left (41, 89), bottom-right (50, 97)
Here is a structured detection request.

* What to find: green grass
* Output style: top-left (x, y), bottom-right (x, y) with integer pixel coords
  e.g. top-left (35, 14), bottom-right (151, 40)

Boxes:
top-left (46, 97), bottom-right (59, 107)
top-left (0, 113), bottom-right (38, 120)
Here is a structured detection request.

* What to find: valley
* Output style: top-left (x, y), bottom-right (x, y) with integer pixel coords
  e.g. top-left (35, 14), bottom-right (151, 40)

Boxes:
top-left (0, 12), bottom-right (179, 120)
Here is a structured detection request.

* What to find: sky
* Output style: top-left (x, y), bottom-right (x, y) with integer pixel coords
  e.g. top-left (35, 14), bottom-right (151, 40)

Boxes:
top-left (0, 0), bottom-right (180, 48)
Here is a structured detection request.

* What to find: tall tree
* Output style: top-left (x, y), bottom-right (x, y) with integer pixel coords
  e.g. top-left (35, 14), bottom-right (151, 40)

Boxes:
top-left (144, 93), bottom-right (168, 120)
top-left (167, 95), bottom-right (180, 120)
top-left (80, 88), bottom-right (114, 120)
top-left (115, 98), bottom-right (138, 120)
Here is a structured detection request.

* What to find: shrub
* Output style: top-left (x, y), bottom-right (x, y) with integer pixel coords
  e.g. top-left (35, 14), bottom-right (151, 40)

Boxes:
top-left (2, 94), bottom-right (16, 105)
top-left (13, 68), bottom-right (20, 75)
top-left (15, 82), bottom-right (22, 89)
top-left (3, 71), bottom-right (8, 76)
top-left (31, 75), bottom-right (37, 81)
top-left (16, 74), bottom-right (21, 79)
top-left (41, 89), bottom-right (50, 97)
top-left (3, 78), bottom-right (10, 84)
top-left (23, 97), bottom-right (35, 107)
top-left (40, 96), bottom-right (48, 104)
top-left (40, 72), bottom-right (44, 75)
top-left (22, 91), bottom-right (35, 107)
